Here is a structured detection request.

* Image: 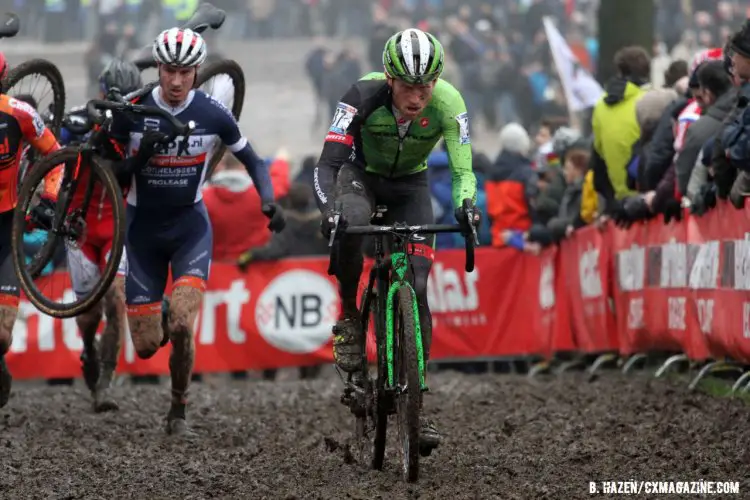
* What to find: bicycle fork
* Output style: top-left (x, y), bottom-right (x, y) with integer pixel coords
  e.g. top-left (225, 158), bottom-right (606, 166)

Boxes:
top-left (385, 252), bottom-right (428, 396)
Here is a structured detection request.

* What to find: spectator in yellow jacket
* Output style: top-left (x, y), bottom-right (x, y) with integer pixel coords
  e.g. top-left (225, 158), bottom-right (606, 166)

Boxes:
top-left (590, 46), bottom-right (651, 215)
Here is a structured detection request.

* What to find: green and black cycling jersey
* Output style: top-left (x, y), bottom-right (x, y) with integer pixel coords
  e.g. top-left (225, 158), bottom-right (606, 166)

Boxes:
top-left (313, 72), bottom-right (477, 212)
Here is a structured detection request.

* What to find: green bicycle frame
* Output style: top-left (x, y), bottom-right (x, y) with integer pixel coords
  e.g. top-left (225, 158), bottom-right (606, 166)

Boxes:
top-left (384, 251), bottom-right (427, 391)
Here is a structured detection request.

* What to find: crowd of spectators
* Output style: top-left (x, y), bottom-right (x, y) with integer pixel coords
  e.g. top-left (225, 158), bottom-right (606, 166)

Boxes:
top-left (482, 21), bottom-right (750, 267)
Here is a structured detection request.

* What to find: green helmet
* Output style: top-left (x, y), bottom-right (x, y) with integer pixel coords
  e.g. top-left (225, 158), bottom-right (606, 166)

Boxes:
top-left (382, 28), bottom-right (444, 84)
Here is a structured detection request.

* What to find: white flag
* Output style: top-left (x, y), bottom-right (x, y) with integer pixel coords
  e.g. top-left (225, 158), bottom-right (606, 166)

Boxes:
top-left (542, 16), bottom-right (603, 112)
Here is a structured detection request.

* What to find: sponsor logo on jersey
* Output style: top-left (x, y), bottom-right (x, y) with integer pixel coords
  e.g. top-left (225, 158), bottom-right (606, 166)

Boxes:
top-left (420, 117), bottom-right (429, 127)
top-left (325, 132), bottom-right (353, 146)
top-left (329, 102), bottom-right (357, 135)
top-left (150, 152), bottom-right (207, 168)
top-left (146, 178), bottom-right (190, 186)
top-left (9, 98), bottom-right (44, 138)
top-left (456, 112), bottom-right (470, 145)
top-left (143, 118), bottom-right (160, 131)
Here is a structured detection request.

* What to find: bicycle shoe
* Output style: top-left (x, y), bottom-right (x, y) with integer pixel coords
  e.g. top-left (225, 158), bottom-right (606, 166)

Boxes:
top-left (0, 356), bottom-right (11, 408)
top-left (419, 416), bottom-right (440, 456)
top-left (165, 404), bottom-right (196, 438)
top-left (160, 296), bottom-right (171, 347)
top-left (94, 387), bottom-right (119, 413)
top-left (332, 317), bottom-right (362, 373)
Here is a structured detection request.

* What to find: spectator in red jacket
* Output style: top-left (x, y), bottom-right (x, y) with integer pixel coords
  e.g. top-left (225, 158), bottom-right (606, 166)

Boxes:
top-left (203, 150), bottom-right (291, 262)
top-left (486, 123), bottom-right (541, 252)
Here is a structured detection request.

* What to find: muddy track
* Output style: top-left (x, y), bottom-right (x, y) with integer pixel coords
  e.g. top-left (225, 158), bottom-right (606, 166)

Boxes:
top-left (0, 371), bottom-right (748, 499)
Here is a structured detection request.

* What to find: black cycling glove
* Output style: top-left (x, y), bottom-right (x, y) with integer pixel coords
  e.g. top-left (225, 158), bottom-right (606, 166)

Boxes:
top-left (262, 202), bottom-right (286, 233)
top-left (454, 198), bottom-right (481, 236)
top-left (321, 208), bottom-right (346, 238)
top-left (112, 131), bottom-right (171, 187)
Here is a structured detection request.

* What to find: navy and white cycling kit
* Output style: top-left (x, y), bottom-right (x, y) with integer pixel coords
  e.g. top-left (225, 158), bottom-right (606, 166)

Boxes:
top-left (109, 86), bottom-right (274, 314)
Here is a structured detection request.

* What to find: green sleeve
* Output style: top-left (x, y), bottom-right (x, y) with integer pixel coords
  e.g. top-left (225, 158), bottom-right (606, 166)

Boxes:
top-left (440, 89), bottom-right (477, 208)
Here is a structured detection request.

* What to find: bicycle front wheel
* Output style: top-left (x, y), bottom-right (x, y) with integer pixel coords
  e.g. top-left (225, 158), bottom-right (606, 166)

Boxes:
top-left (195, 59), bottom-right (245, 178)
top-left (395, 285), bottom-right (421, 482)
top-left (11, 148), bottom-right (125, 318)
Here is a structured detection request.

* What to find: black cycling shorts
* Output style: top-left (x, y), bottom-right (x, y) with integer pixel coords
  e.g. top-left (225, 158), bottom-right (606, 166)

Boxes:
top-left (336, 164), bottom-right (435, 256)
top-left (0, 210), bottom-right (20, 306)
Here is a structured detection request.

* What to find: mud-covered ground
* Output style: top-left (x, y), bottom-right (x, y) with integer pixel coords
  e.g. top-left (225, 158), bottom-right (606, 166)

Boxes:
top-left (0, 369), bottom-right (749, 499)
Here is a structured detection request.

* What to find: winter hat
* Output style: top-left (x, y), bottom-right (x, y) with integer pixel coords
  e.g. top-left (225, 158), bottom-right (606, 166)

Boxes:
top-left (552, 126), bottom-right (582, 161)
top-left (636, 88), bottom-right (678, 137)
top-left (498, 123), bottom-right (531, 157)
top-left (688, 48), bottom-right (723, 89)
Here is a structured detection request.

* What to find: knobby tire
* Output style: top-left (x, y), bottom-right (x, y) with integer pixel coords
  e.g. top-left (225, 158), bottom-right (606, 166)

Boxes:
top-left (396, 285), bottom-right (421, 482)
top-left (11, 148), bottom-right (125, 318)
top-left (195, 59), bottom-right (245, 178)
top-left (3, 58), bottom-right (66, 136)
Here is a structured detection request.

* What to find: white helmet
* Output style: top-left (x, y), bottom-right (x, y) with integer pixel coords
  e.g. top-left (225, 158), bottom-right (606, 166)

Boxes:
top-left (152, 27), bottom-right (207, 67)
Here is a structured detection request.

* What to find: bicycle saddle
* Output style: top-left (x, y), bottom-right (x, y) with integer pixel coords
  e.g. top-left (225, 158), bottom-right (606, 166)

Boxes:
top-left (182, 3), bottom-right (226, 33)
top-left (0, 13), bottom-right (20, 39)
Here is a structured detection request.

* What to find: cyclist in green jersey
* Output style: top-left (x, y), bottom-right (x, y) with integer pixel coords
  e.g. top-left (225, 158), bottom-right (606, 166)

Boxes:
top-left (313, 28), bottom-right (480, 450)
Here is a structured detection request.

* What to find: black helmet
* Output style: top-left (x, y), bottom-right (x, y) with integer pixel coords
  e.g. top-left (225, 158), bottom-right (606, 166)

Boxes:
top-left (99, 58), bottom-right (142, 96)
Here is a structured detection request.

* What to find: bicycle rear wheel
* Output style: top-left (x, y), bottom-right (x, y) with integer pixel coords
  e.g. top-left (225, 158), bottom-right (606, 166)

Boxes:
top-left (195, 59), bottom-right (245, 178)
top-left (3, 58), bottom-right (66, 136)
top-left (11, 148), bottom-right (125, 318)
top-left (395, 285), bottom-right (421, 482)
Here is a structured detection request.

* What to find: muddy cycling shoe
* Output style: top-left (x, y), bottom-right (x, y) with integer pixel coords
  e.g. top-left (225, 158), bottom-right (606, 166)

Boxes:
top-left (80, 346), bottom-right (100, 394)
top-left (160, 296), bottom-right (171, 348)
top-left (165, 417), bottom-right (196, 438)
top-left (332, 317), bottom-right (362, 373)
top-left (0, 356), bottom-right (11, 408)
top-left (93, 387), bottom-right (119, 413)
top-left (165, 404), bottom-right (196, 438)
top-left (419, 417), bottom-right (440, 456)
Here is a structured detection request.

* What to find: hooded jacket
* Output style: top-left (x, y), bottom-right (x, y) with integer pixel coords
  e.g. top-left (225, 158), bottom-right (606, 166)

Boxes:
top-left (202, 157), bottom-right (290, 261)
top-left (591, 78), bottom-right (647, 202)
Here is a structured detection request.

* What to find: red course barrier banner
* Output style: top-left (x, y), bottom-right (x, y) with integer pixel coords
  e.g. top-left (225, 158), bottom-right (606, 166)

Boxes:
top-left (8, 200), bottom-right (750, 379)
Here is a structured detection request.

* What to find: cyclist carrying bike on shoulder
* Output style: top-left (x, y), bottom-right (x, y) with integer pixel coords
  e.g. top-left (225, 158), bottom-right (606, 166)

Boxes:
top-left (313, 28), bottom-right (480, 452)
top-left (0, 52), bottom-right (63, 408)
top-left (54, 59), bottom-right (143, 413)
top-left (104, 27), bottom-right (285, 436)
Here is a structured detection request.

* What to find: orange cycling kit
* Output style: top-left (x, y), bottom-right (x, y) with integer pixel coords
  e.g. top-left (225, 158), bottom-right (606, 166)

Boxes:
top-left (0, 94), bottom-right (59, 307)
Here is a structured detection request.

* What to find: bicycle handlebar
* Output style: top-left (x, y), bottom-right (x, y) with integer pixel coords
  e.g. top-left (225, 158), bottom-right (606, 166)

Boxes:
top-left (327, 199), bottom-right (479, 274)
top-left (86, 94), bottom-right (195, 143)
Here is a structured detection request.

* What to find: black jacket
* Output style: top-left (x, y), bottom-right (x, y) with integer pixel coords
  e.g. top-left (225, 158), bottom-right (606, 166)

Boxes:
top-left (644, 96), bottom-right (688, 191)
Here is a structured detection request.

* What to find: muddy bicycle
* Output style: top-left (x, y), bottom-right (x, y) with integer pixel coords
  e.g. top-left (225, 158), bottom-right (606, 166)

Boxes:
top-left (11, 90), bottom-right (195, 318)
top-left (329, 199), bottom-right (478, 482)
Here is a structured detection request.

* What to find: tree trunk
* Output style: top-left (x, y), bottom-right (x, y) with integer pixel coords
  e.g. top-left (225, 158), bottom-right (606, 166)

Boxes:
top-left (597, 0), bottom-right (655, 84)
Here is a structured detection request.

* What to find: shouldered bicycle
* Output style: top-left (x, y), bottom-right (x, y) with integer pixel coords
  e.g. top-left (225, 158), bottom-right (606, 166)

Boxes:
top-left (11, 89), bottom-right (195, 318)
